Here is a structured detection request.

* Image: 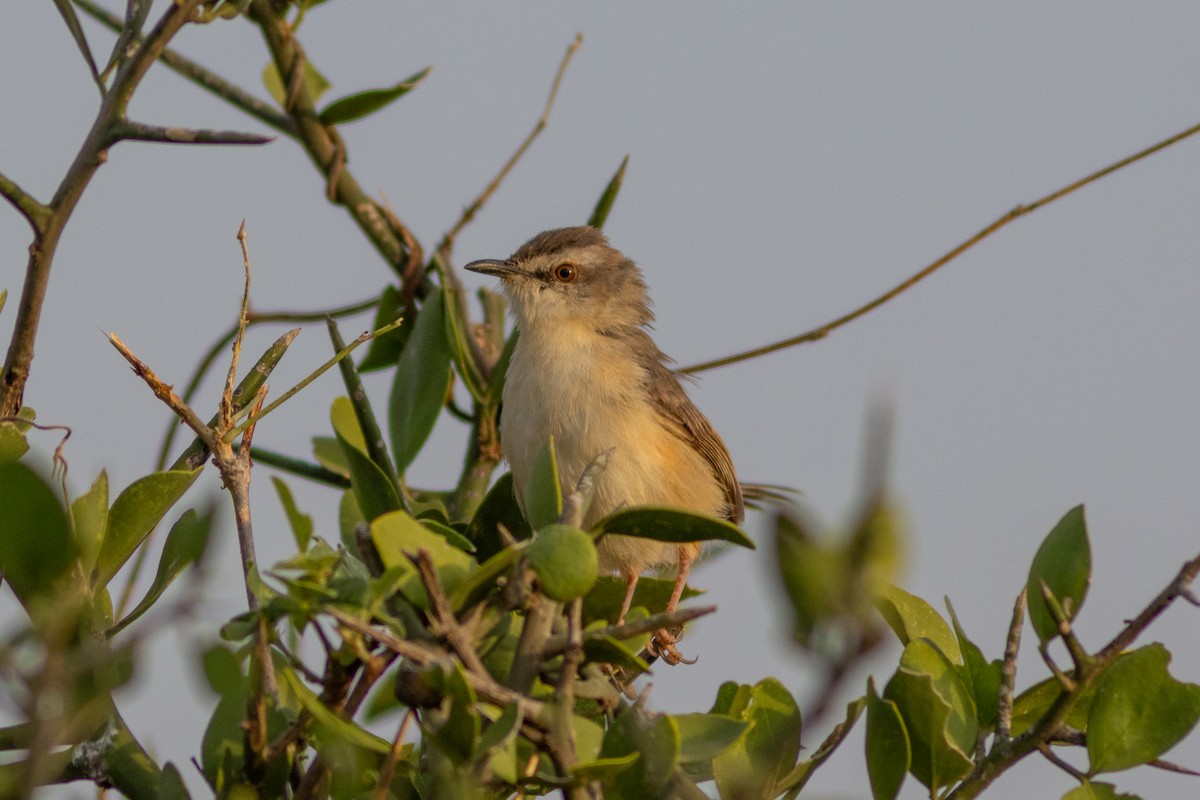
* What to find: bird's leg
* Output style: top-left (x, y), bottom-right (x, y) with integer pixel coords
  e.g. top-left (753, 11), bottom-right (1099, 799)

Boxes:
top-left (616, 571), bottom-right (640, 625)
top-left (649, 545), bottom-right (698, 666)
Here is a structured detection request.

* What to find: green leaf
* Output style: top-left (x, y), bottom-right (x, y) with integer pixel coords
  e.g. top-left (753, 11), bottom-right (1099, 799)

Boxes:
top-left (429, 664), bottom-right (480, 763)
top-left (52, 0), bottom-right (102, 89)
top-left (593, 506), bottom-right (755, 549)
top-left (370, 510), bottom-right (475, 608)
top-left (866, 678), bottom-right (910, 800)
top-left (600, 706), bottom-right (680, 797)
top-left (442, 282), bottom-right (488, 403)
top-left (883, 639), bottom-right (977, 793)
top-left (71, 470), bottom-right (109, 576)
top-left (318, 66), bottom-right (431, 125)
top-left (389, 290), bottom-right (453, 473)
top-left (262, 58), bottom-right (329, 107)
top-left (713, 678), bottom-right (803, 799)
top-left (0, 413), bottom-right (31, 465)
top-left (0, 463), bottom-right (75, 603)
top-left (312, 435), bottom-right (350, 477)
top-left (202, 645), bottom-right (243, 697)
top-left (1027, 505), bottom-right (1091, 645)
top-left (775, 696), bottom-right (865, 795)
top-left (582, 634), bottom-right (649, 673)
top-left (774, 511), bottom-right (846, 644)
top-left (357, 285), bottom-right (409, 372)
top-left (1062, 782), bottom-right (1143, 800)
top-left (94, 469), bottom-right (200, 588)
top-left (527, 524), bottom-right (598, 601)
top-left (332, 396), bottom-right (402, 521)
top-left (947, 598), bottom-right (1002, 730)
top-left (522, 437), bottom-right (562, 530)
top-left (466, 471), bottom-right (531, 561)
top-left (282, 667), bottom-right (391, 754)
top-left (156, 762), bottom-right (192, 800)
top-left (110, 508), bottom-right (213, 635)
top-left (272, 477), bottom-right (314, 551)
top-left (587, 155), bottom-right (629, 229)
top-left (1088, 643), bottom-right (1200, 774)
top-left (674, 713), bottom-right (748, 764)
top-left (477, 703), bottom-right (521, 754)
top-left (874, 583), bottom-right (963, 664)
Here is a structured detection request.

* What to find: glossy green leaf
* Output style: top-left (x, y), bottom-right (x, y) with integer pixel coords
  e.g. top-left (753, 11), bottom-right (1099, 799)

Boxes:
top-left (1062, 782), bottom-right (1142, 800)
top-left (71, 469), bottom-right (109, 575)
top-left (318, 66), bottom-right (431, 125)
top-left (466, 471), bottom-right (531, 561)
top-left (442, 282), bottom-right (488, 403)
top-left (110, 508), bottom-right (213, 635)
top-left (947, 599), bottom-right (1002, 730)
top-left (1027, 505), bottom-right (1091, 645)
top-left (370, 510), bottom-right (475, 608)
top-left (674, 713), bottom-right (748, 764)
top-left (1088, 643), bottom-right (1200, 774)
top-left (587, 155), bottom-right (629, 229)
top-left (389, 290), bottom-right (453, 473)
top-left (282, 667), bottom-right (390, 754)
top-left (94, 468), bottom-right (200, 588)
top-left (874, 583), bottom-right (963, 664)
top-left (713, 677), bottom-right (803, 799)
top-left (883, 639), bottom-right (977, 792)
top-left (0, 463), bottom-right (75, 603)
top-left (527, 524), bottom-right (597, 601)
top-left (332, 396), bottom-right (402, 521)
top-left (866, 678), bottom-right (910, 800)
top-left (593, 506), bottom-right (754, 549)
top-left (583, 634), bottom-right (649, 673)
top-left (357, 285), bottom-right (409, 372)
top-left (477, 703), bottom-right (521, 754)
top-left (272, 477), bottom-right (313, 551)
top-left (262, 58), bottom-right (329, 107)
top-left (522, 437), bottom-right (562, 530)
top-left (600, 706), bottom-right (680, 797)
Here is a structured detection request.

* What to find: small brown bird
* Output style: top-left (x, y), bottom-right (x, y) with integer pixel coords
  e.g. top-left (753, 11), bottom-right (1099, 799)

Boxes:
top-left (466, 227), bottom-right (743, 663)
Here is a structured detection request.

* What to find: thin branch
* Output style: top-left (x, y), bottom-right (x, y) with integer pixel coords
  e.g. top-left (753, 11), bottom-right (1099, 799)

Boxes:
top-left (1036, 743), bottom-right (1087, 781)
top-left (371, 710), bottom-right (414, 800)
top-left (107, 332), bottom-right (213, 445)
top-left (996, 588), bottom-right (1026, 741)
top-left (222, 317), bottom-right (404, 442)
top-left (436, 33), bottom-right (583, 259)
top-left (1097, 550), bottom-right (1200, 661)
top-left (73, 0), bottom-right (298, 136)
top-left (154, 296), bottom-right (377, 470)
top-left (0, 170), bottom-right (51, 233)
top-left (2, 0), bottom-right (207, 416)
top-left (412, 549), bottom-right (490, 677)
top-left (109, 120), bottom-right (273, 146)
top-left (679, 117), bottom-right (1200, 375)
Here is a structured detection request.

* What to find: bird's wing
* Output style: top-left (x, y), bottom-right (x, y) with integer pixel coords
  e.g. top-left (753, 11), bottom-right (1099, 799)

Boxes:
top-left (639, 350), bottom-right (744, 524)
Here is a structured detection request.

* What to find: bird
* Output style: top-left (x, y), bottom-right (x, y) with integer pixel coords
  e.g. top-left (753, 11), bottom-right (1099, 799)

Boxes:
top-left (465, 226), bottom-right (743, 664)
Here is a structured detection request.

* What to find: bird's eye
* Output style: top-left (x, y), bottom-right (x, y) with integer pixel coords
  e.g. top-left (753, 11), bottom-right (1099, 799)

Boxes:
top-left (552, 263), bottom-right (577, 283)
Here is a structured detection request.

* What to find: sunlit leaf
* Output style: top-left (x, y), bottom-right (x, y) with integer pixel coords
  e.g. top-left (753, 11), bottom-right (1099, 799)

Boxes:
top-left (370, 510), bottom-right (475, 608)
top-left (71, 470), bottom-right (109, 576)
top-left (712, 677), bottom-right (803, 798)
top-left (522, 437), bottom-right (562, 530)
top-left (94, 468), bottom-right (200, 588)
top-left (262, 58), bottom-right (329, 107)
top-left (874, 583), bottom-right (962, 664)
top-left (600, 706), bottom-right (680, 797)
top-left (587, 155), bottom-right (629, 229)
top-left (1027, 505), bottom-right (1091, 645)
top-left (1088, 643), bottom-right (1200, 774)
top-left (332, 396), bottom-right (402, 521)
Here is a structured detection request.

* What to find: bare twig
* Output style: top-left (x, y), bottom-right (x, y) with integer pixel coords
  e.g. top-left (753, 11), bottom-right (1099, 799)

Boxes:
top-left (2, 0), bottom-right (206, 416)
top-left (0, 171), bottom-right (51, 234)
top-left (436, 33), bottom-right (583, 259)
top-left (680, 117), bottom-right (1200, 375)
top-left (371, 710), bottom-right (414, 800)
top-left (996, 588), bottom-right (1026, 741)
top-left (412, 549), bottom-right (489, 677)
top-left (109, 120), bottom-right (273, 146)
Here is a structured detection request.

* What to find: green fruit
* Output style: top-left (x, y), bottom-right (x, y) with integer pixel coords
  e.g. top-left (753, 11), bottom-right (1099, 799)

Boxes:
top-left (527, 524), bottom-right (598, 601)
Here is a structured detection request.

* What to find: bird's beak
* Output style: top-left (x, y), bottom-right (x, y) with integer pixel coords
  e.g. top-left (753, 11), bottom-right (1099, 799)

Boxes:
top-left (464, 259), bottom-right (521, 279)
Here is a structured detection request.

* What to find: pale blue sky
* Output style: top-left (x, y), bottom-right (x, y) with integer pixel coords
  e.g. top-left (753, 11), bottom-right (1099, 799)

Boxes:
top-left (3, 3), bottom-right (1200, 797)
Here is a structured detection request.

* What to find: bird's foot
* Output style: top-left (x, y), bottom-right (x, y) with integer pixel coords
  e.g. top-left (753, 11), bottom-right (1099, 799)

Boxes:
top-left (647, 627), bottom-right (697, 666)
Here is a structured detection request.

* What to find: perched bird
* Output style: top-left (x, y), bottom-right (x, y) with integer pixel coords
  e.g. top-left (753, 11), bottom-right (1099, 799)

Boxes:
top-left (466, 226), bottom-right (743, 664)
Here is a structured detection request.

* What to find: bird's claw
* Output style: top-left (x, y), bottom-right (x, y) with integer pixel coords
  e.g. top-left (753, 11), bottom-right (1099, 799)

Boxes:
top-left (648, 628), bottom-right (697, 666)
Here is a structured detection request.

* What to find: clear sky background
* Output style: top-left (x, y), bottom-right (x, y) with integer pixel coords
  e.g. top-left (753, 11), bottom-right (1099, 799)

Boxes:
top-left (4, 3), bottom-right (1200, 798)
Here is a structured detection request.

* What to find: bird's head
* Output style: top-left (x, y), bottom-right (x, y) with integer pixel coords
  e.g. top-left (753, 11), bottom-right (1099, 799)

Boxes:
top-left (465, 226), bottom-right (653, 335)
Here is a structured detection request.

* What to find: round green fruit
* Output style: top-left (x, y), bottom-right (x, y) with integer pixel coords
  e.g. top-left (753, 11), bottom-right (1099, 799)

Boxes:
top-left (527, 524), bottom-right (598, 601)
